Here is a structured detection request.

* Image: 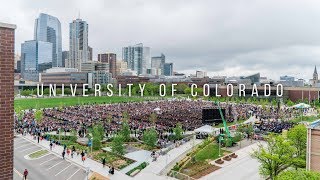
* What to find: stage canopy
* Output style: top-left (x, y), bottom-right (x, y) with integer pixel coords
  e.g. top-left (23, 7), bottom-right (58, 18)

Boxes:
top-left (194, 125), bottom-right (219, 134)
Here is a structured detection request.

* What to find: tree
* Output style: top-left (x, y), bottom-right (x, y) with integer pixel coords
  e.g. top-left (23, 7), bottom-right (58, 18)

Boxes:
top-left (277, 169), bottom-right (320, 180)
top-left (15, 106), bottom-right (24, 121)
top-left (251, 134), bottom-right (295, 179)
top-left (287, 124), bottom-right (307, 168)
top-left (120, 120), bottom-right (130, 142)
top-left (173, 123), bottom-right (183, 140)
top-left (120, 112), bottom-right (131, 142)
top-left (176, 84), bottom-right (188, 94)
top-left (90, 124), bottom-right (105, 150)
top-left (111, 134), bottom-right (125, 155)
top-left (149, 113), bottom-right (157, 127)
top-left (34, 110), bottom-right (43, 123)
top-left (21, 89), bottom-right (31, 96)
top-left (143, 128), bottom-right (158, 148)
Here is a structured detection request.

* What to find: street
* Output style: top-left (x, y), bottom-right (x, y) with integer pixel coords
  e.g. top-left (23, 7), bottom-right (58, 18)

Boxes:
top-left (14, 136), bottom-right (87, 180)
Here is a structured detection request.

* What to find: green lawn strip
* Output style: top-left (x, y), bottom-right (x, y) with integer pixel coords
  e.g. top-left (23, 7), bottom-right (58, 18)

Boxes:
top-left (14, 96), bottom-right (153, 110)
top-left (290, 115), bottom-right (319, 123)
top-left (126, 162), bottom-right (148, 176)
top-left (194, 142), bottom-right (229, 162)
top-left (29, 149), bottom-right (48, 159)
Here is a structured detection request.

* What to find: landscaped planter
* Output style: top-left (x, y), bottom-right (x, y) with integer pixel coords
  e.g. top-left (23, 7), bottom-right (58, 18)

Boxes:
top-left (223, 156), bottom-right (231, 161)
top-left (230, 153), bottom-right (238, 158)
top-left (215, 158), bottom-right (224, 164)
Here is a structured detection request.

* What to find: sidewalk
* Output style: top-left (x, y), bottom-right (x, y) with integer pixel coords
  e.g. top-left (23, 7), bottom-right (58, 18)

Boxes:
top-left (19, 134), bottom-right (131, 180)
top-left (200, 141), bottom-right (266, 180)
top-left (136, 139), bottom-right (203, 178)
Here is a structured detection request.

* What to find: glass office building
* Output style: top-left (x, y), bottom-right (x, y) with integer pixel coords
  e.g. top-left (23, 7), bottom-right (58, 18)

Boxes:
top-left (21, 40), bottom-right (52, 81)
top-left (68, 18), bottom-right (89, 71)
top-left (122, 43), bottom-right (150, 75)
top-left (164, 63), bottom-right (173, 76)
top-left (34, 13), bottom-right (62, 67)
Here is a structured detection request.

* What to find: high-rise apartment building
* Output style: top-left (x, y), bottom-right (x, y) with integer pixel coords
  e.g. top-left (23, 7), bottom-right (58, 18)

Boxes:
top-left (68, 18), bottom-right (89, 71)
top-left (122, 43), bottom-right (150, 75)
top-left (34, 13), bottom-right (62, 67)
top-left (89, 46), bottom-right (93, 60)
top-left (164, 63), bottom-right (173, 76)
top-left (151, 53), bottom-right (165, 75)
top-left (21, 40), bottom-right (53, 81)
top-left (62, 51), bottom-right (68, 67)
top-left (116, 60), bottom-right (128, 76)
top-left (98, 53), bottom-right (117, 77)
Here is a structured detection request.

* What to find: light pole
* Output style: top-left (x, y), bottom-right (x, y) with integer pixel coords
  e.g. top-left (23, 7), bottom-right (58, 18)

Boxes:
top-left (218, 136), bottom-right (222, 157)
top-left (91, 137), bottom-right (93, 153)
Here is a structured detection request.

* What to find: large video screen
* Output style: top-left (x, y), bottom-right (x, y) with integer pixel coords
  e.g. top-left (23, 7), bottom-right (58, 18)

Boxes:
top-left (202, 108), bottom-right (225, 124)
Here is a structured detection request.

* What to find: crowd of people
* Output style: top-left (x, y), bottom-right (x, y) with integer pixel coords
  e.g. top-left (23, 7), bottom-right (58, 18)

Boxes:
top-left (15, 99), bottom-right (303, 140)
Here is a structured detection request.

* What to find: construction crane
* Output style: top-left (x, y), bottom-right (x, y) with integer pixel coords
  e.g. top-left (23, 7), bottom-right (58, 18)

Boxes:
top-left (214, 101), bottom-right (234, 146)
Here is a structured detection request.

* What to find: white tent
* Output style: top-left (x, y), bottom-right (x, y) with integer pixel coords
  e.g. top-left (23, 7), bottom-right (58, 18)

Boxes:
top-left (194, 125), bottom-right (219, 135)
top-left (292, 103), bottom-right (311, 109)
top-left (243, 116), bottom-right (258, 124)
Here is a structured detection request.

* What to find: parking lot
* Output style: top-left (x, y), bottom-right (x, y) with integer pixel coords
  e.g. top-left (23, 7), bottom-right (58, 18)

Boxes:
top-left (14, 136), bottom-right (87, 180)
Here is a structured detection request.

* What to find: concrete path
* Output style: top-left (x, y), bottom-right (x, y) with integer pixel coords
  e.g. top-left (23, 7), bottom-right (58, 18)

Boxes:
top-left (200, 141), bottom-right (266, 180)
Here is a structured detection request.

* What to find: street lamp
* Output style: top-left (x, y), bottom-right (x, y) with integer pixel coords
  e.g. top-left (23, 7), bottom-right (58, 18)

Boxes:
top-left (90, 137), bottom-right (93, 153)
top-left (218, 135), bottom-right (222, 157)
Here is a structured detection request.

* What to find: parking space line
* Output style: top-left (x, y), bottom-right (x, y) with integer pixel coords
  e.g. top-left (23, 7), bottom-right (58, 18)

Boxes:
top-left (46, 161), bottom-right (63, 170)
top-left (20, 146), bottom-right (39, 152)
top-left (14, 143), bottom-right (31, 150)
top-left (55, 164), bottom-right (72, 176)
top-left (14, 168), bottom-right (27, 180)
top-left (66, 168), bottom-right (81, 180)
top-left (40, 156), bottom-right (57, 165)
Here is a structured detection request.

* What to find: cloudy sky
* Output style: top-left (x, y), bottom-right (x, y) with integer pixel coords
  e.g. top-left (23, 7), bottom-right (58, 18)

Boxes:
top-left (1, 0), bottom-right (320, 80)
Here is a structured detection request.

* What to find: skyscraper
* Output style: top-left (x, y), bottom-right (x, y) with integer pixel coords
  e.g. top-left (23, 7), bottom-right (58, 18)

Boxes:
top-left (151, 53), bottom-right (165, 75)
top-left (164, 63), bottom-right (173, 76)
top-left (68, 18), bottom-right (89, 71)
top-left (88, 46), bottom-right (93, 60)
top-left (98, 53), bottom-right (117, 77)
top-left (21, 40), bottom-right (53, 81)
top-left (122, 43), bottom-right (150, 75)
top-left (62, 51), bottom-right (69, 67)
top-left (34, 13), bottom-right (62, 67)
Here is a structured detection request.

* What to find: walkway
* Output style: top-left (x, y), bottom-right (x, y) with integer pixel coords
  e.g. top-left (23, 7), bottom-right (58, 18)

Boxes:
top-left (200, 141), bottom-right (266, 180)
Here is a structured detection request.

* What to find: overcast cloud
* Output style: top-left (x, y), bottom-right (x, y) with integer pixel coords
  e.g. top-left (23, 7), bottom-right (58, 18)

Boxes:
top-left (1, 0), bottom-right (320, 80)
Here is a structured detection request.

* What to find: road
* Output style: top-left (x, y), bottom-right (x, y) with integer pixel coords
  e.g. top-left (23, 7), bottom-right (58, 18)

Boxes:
top-left (14, 136), bottom-right (87, 180)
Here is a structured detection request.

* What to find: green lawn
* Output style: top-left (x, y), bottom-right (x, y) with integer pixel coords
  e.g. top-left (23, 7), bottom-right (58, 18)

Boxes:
top-left (29, 150), bottom-right (48, 158)
top-left (291, 115), bottom-right (319, 123)
top-left (194, 142), bottom-right (228, 161)
top-left (14, 96), bottom-right (152, 110)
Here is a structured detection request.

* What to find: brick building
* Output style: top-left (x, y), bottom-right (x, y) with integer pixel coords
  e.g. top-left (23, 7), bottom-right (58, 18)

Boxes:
top-left (98, 53), bottom-right (117, 77)
top-left (0, 22), bottom-right (16, 180)
top-left (307, 120), bottom-right (320, 172)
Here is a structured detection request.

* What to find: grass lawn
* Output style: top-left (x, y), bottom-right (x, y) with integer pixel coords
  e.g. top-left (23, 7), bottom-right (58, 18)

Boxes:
top-left (194, 142), bottom-right (229, 161)
top-left (291, 115), bottom-right (319, 123)
top-left (29, 149), bottom-right (48, 159)
top-left (14, 96), bottom-right (151, 110)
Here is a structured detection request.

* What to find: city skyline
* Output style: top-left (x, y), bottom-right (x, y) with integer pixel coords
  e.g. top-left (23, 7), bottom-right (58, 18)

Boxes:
top-left (2, 0), bottom-right (320, 80)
